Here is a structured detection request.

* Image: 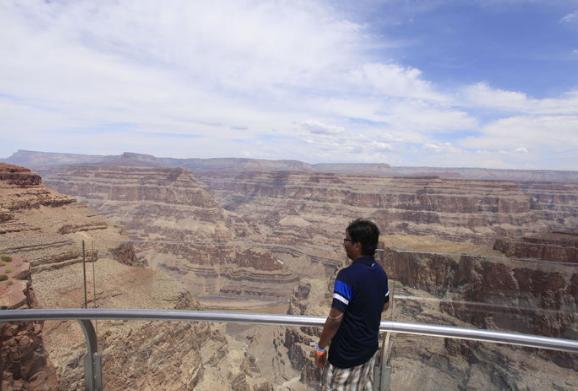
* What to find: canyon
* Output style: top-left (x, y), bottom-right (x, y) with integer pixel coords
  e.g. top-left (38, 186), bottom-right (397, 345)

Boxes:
top-left (1, 151), bottom-right (577, 390)
top-left (0, 163), bottom-right (297, 390)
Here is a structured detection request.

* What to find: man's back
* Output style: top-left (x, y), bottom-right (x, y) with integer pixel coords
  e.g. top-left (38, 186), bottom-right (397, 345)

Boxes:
top-left (315, 219), bottom-right (389, 390)
top-left (329, 256), bottom-right (389, 368)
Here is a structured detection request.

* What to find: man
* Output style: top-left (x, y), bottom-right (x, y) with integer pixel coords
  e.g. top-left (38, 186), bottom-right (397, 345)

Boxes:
top-left (314, 219), bottom-right (389, 391)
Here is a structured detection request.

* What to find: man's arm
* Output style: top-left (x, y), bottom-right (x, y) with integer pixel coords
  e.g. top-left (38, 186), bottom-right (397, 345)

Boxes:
top-left (319, 307), bottom-right (344, 348)
top-left (314, 307), bottom-right (344, 368)
top-left (382, 301), bottom-right (390, 312)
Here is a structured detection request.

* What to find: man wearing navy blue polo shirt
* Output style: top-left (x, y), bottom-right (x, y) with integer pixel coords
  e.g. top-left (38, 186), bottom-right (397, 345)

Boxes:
top-left (314, 219), bottom-right (389, 390)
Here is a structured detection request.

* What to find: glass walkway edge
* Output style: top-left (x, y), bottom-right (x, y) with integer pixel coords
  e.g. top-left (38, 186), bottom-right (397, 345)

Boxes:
top-left (2, 308), bottom-right (577, 390)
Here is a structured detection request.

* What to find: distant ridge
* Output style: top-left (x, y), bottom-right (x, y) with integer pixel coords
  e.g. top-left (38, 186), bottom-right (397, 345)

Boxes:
top-left (313, 163), bottom-right (391, 176)
top-left (5, 150), bottom-right (111, 167)
top-left (4, 149), bottom-right (578, 182)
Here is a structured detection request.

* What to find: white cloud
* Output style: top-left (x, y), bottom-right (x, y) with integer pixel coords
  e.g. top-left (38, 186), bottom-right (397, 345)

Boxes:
top-left (462, 83), bottom-right (578, 115)
top-left (0, 0), bottom-right (470, 162)
top-left (455, 83), bottom-right (578, 169)
top-left (463, 116), bottom-right (578, 149)
top-left (0, 0), bottom-right (576, 170)
top-left (346, 63), bottom-right (446, 101)
top-left (457, 115), bottom-right (578, 169)
top-left (369, 141), bottom-right (393, 152)
top-left (561, 10), bottom-right (578, 24)
top-left (463, 83), bottom-right (530, 111)
top-left (385, 101), bottom-right (478, 132)
top-left (300, 120), bottom-right (345, 135)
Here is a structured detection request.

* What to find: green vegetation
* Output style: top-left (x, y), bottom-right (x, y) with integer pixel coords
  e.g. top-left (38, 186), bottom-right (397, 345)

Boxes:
top-left (4, 267), bottom-right (11, 274)
top-left (0, 274), bottom-right (8, 282)
top-left (1, 255), bottom-right (12, 263)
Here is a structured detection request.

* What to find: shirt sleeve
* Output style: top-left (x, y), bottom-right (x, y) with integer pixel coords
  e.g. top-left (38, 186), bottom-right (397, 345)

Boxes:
top-left (331, 270), bottom-right (353, 312)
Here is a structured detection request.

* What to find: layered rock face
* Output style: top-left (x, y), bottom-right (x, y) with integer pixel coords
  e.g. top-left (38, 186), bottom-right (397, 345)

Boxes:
top-left (284, 282), bottom-right (324, 388)
top-left (382, 248), bottom-right (577, 338)
top-left (494, 231), bottom-right (578, 263)
top-left (0, 165), bottom-right (60, 389)
top-left (0, 164), bottom-right (119, 273)
top-left (44, 164), bottom-right (297, 303)
top-left (0, 256), bottom-right (57, 390)
top-left (0, 163), bottom-right (123, 389)
top-left (0, 164), bottom-right (74, 233)
top-left (1, 165), bottom-right (293, 390)
top-left (378, 242), bottom-right (578, 390)
top-left (197, 171), bottom-right (578, 244)
top-left (0, 164), bottom-right (41, 186)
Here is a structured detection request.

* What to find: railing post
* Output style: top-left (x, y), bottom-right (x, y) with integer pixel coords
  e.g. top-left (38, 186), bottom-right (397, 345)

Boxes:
top-left (379, 332), bottom-right (392, 391)
top-left (78, 320), bottom-right (102, 391)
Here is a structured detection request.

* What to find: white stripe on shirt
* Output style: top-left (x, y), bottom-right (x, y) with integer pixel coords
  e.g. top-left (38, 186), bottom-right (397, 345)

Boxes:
top-left (333, 293), bottom-right (350, 305)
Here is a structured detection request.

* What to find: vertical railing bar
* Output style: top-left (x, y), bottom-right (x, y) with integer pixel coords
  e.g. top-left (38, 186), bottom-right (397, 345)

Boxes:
top-left (78, 319), bottom-right (102, 391)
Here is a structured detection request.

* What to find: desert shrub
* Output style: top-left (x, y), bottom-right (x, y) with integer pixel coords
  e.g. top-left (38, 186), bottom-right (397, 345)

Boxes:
top-left (0, 255), bottom-right (12, 262)
top-left (0, 274), bottom-right (8, 282)
top-left (4, 267), bottom-right (11, 273)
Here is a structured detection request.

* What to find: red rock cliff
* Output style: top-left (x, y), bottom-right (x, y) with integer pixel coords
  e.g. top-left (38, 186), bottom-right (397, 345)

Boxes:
top-left (0, 256), bottom-right (57, 390)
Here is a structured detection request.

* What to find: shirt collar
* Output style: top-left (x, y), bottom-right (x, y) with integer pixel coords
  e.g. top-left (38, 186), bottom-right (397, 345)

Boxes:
top-left (353, 255), bottom-right (375, 267)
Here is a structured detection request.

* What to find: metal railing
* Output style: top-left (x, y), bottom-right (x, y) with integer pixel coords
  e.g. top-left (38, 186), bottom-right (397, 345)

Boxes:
top-left (2, 308), bottom-right (577, 390)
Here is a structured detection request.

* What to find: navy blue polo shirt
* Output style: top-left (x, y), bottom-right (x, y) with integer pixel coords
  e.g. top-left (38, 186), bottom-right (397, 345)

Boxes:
top-left (329, 256), bottom-right (389, 368)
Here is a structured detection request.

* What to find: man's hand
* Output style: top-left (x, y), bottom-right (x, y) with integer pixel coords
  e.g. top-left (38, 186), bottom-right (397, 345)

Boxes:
top-left (314, 350), bottom-right (327, 368)
top-left (313, 307), bottom-right (344, 370)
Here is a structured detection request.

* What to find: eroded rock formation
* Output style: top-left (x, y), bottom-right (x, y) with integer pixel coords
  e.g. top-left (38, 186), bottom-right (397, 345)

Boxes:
top-left (494, 231), bottom-right (578, 263)
top-left (382, 247), bottom-right (577, 338)
top-left (44, 164), bottom-right (298, 303)
top-left (0, 256), bottom-right (57, 390)
top-left (196, 171), bottom-right (578, 246)
top-left (111, 242), bottom-right (147, 267)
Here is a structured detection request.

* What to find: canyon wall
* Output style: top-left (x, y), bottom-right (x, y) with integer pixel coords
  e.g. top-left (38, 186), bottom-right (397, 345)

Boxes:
top-left (44, 163), bottom-right (298, 303)
top-left (0, 257), bottom-right (57, 391)
top-left (0, 164), bottom-right (61, 390)
top-left (195, 171), bottom-right (578, 245)
top-left (1, 163), bottom-right (295, 390)
top-left (494, 232), bottom-right (578, 263)
top-left (382, 247), bottom-right (577, 339)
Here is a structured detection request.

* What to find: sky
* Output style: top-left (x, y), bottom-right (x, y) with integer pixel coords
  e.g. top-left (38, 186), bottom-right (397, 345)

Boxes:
top-left (1, 0), bottom-right (577, 169)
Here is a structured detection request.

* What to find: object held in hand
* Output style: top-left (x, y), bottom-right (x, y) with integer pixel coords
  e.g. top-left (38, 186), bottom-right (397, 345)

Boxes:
top-left (314, 343), bottom-right (327, 357)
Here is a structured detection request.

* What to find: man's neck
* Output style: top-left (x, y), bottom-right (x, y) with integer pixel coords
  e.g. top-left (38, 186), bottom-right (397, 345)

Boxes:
top-left (352, 254), bottom-right (372, 262)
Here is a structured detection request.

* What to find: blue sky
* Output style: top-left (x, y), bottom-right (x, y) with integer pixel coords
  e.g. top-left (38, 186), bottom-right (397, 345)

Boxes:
top-left (370, 1), bottom-right (578, 95)
top-left (1, 0), bottom-right (577, 169)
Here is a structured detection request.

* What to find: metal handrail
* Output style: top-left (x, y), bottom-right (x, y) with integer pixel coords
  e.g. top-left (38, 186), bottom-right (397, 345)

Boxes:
top-left (2, 308), bottom-right (578, 352)
top-left (2, 308), bottom-right (577, 390)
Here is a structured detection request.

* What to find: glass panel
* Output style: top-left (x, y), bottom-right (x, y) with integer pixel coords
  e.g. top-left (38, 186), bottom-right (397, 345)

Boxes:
top-left (30, 320), bottom-right (87, 390)
top-left (386, 334), bottom-right (578, 391)
top-left (93, 321), bottom-right (319, 390)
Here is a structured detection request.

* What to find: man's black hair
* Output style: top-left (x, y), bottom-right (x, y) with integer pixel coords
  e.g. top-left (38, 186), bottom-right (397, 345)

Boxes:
top-left (346, 218), bottom-right (380, 256)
